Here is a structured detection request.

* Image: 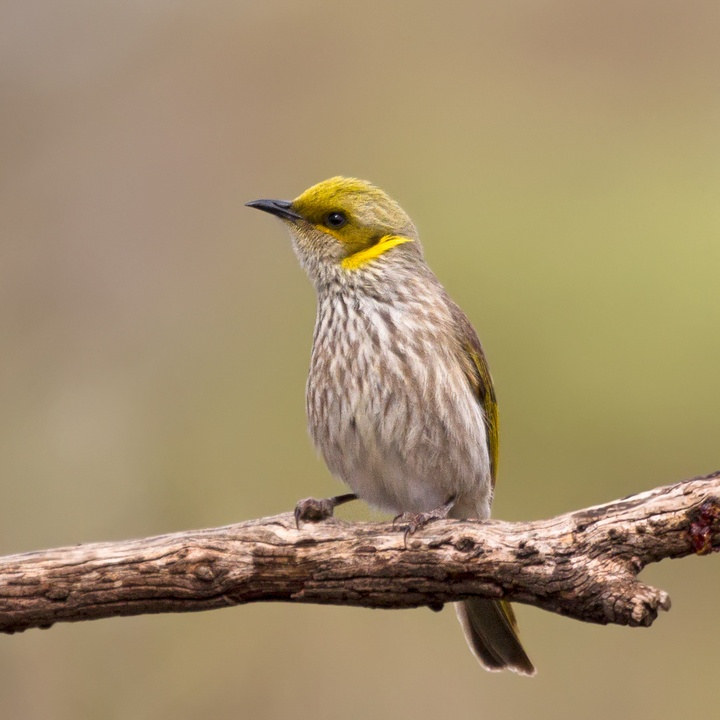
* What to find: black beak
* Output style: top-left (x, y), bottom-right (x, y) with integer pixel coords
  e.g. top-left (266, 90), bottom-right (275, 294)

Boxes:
top-left (245, 198), bottom-right (303, 222)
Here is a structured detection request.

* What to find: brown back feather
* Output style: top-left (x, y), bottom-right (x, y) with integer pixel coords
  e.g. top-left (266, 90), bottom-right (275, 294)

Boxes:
top-left (445, 298), bottom-right (499, 486)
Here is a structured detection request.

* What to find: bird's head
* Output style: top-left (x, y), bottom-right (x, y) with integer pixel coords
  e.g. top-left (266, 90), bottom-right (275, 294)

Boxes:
top-left (247, 177), bottom-right (422, 287)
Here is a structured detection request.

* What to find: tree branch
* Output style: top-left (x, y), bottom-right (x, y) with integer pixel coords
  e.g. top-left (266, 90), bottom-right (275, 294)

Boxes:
top-left (1, 473), bottom-right (719, 635)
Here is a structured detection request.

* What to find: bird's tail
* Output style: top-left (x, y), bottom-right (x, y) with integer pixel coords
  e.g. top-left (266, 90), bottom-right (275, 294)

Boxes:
top-left (455, 598), bottom-right (535, 675)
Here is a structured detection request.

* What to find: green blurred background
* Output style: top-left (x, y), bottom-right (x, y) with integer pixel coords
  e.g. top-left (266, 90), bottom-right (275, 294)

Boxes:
top-left (1, 1), bottom-right (718, 718)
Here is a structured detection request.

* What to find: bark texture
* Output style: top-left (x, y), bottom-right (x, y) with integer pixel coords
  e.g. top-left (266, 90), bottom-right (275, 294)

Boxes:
top-left (1, 473), bottom-right (719, 635)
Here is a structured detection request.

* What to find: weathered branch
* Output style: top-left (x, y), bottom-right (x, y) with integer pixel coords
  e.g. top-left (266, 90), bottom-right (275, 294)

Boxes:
top-left (1, 473), bottom-right (719, 635)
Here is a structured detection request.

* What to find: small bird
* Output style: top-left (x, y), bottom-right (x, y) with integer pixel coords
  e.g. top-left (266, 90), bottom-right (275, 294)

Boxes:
top-left (247, 177), bottom-right (534, 675)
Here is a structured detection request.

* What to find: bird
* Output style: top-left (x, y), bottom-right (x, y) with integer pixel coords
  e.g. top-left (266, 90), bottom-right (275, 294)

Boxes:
top-left (246, 177), bottom-right (534, 675)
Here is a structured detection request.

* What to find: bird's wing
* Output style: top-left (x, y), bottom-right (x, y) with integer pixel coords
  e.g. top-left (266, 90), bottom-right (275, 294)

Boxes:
top-left (445, 299), bottom-right (534, 675)
top-left (446, 298), bottom-right (499, 486)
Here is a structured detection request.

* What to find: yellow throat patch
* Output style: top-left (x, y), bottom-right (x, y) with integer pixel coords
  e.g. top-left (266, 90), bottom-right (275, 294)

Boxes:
top-left (341, 235), bottom-right (414, 271)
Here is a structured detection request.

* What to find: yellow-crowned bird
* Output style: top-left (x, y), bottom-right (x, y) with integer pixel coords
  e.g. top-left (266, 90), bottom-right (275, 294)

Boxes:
top-left (247, 177), bottom-right (534, 675)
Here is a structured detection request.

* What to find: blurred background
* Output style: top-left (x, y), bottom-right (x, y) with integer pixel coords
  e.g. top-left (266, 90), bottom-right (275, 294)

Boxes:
top-left (1, 1), bottom-right (719, 718)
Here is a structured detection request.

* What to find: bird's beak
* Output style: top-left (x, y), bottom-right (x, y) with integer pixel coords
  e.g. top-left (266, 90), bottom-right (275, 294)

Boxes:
top-left (245, 198), bottom-right (303, 222)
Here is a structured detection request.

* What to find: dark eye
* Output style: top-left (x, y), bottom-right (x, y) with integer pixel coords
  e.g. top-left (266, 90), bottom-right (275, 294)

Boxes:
top-left (326, 211), bottom-right (347, 228)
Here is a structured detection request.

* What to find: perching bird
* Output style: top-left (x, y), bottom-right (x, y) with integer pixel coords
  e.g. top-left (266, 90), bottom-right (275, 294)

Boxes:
top-left (247, 177), bottom-right (534, 675)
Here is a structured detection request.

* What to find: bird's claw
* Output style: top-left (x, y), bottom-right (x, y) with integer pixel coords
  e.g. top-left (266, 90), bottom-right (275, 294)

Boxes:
top-left (394, 511), bottom-right (440, 546)
top-left (393, 497), bottom-right (456, 547)
top-left (294, 497), bottom-right (335, 527)
top-left (294, 493), bottom-right (358, 528)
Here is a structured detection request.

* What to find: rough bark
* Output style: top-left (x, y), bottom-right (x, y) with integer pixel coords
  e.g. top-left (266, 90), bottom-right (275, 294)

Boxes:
top-left (0, 473), bottom-right (718, 635)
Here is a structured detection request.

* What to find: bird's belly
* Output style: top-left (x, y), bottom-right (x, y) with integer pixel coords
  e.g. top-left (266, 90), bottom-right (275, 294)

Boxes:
top-left (343, 455), bottom-right (453, 515)
top-left (306, 296), bottom-right (493, 519)
top-left (311, 388), bottom-right (492, 518)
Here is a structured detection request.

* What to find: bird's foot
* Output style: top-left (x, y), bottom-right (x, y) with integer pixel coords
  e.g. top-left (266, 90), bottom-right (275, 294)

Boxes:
top-left (393, 496), bottom-right (456, 546)
top-left (294, 493), bottom-right (358, 528)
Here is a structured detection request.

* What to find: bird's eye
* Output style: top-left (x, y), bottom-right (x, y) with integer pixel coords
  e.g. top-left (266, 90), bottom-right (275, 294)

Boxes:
top-left (326, 211), bottom-right (347, 228)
